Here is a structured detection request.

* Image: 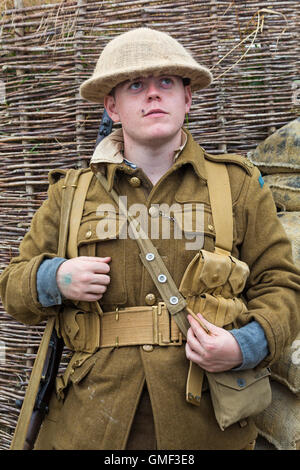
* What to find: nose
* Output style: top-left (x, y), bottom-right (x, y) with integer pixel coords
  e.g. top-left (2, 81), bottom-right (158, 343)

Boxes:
top-left (146, 79), bottom-right (161, 101)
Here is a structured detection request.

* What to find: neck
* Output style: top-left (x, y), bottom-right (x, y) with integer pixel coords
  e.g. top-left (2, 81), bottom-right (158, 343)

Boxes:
top-left (123, 131), bottom-right (182, 185)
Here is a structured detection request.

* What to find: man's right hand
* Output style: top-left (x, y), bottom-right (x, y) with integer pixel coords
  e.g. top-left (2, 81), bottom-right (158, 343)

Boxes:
top-left (56, 256), bottom-right (111, 302)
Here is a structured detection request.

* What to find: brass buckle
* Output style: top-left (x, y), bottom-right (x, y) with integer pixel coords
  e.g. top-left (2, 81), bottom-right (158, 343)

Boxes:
top-left (152, 302), bottom-right (183, 347)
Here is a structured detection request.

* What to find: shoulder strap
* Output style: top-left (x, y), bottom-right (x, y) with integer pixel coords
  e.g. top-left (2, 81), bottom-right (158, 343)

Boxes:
top-left (205, 160), bottom-right (233, 255)
top-left (67, 170), bottom-right (94, 258)
top-left (58, 169), bottom-right (84, 257)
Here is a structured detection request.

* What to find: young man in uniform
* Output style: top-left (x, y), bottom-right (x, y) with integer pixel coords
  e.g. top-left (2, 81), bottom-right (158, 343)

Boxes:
top-left (1, 28), bottom-right (300, 450)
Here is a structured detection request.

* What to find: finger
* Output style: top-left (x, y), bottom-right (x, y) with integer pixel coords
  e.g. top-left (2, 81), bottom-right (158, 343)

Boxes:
top-left (76, 256), bottom-right (111, 262)
top-left (83, 293), bottom-right (104, 302)
top-left (90, 274), bottom-right (111, 285)
top-left (186, 327), bottom-right (206, 355)
top-left (185, 342), bottom-right (205, 367)
top-left (92, 262), bottom-right (111, 274)
top-left (86, 284), bottom-right (108, 295)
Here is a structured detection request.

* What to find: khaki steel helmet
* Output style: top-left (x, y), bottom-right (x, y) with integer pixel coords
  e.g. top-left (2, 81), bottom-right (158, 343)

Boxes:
top-left (80, 27), bottom-right (213, 103)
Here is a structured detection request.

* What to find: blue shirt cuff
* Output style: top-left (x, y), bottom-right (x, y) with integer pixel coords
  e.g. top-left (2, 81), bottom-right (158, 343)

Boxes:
top-left (37, 257), bottom-right (67, 307)
top-left (230, 321), bottom-right (269, 370)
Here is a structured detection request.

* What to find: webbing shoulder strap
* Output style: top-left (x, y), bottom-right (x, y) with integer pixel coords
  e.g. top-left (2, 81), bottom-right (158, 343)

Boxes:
top-left (205, 160), bottom-right (233, 255)
top-left (187, 160), bottom-right (233, 405)
top-left (67, 170), bottom-right (94, 258)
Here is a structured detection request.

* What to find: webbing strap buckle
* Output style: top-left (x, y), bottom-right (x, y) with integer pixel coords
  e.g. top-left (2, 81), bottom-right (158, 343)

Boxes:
top-left (153, 302), bottom-right (183, 347)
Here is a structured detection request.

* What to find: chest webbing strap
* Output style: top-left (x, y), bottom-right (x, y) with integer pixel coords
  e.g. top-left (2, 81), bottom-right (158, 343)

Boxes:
top-left (205, 159), bottom-right (233, 256)
top-left (186, 159), bottom-right (233, 405)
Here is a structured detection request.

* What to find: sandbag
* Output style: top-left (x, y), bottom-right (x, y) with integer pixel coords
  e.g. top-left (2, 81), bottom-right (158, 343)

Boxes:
top-left (277, 211), bottom-right (300, 269)
top-left (264, 174), bottom-right (300, 211)
top-left (254, 381), bottom-right (300, 450)
top-left (270, 331), bottom-right (300, 397)
top-left (247, 117), bottom-right (300, 174)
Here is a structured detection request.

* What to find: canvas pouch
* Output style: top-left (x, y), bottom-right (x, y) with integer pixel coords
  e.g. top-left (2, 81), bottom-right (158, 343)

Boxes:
top-left (180, 248), bottom-right (272, 430)
top-left (205, 367), bottom-right (271, 430)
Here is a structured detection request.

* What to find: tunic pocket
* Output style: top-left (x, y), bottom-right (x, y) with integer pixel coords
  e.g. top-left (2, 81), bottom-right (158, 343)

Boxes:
top-left (77, 211), bottom-right (127, 306)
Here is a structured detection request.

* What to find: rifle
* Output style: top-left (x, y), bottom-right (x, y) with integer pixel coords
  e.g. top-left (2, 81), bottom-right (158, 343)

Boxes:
top-left (11, 109), bottom-right (114, 450)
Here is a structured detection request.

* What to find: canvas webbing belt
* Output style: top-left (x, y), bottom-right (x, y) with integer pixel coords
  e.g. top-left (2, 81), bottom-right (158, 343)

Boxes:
top-left (99, 302), bottom-right (182, 348)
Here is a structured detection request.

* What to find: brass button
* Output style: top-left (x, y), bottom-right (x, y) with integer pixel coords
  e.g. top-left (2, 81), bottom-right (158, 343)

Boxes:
top-left (149, 206), bottom-right (159, 217)
top-left (145, 293), bottom-right (156, 305)
top-left (85, 230), bottom-right (92, 238)
top-left (129, 176), bottom-right (141, 187)
top-left (142, 344), bottom-right (154, 352)
top-left (208, 224), bottom-right (214, 232)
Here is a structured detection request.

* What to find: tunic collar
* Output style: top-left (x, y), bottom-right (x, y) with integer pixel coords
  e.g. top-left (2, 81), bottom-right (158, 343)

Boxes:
top-left (90, 127), bottom-right (207, 191)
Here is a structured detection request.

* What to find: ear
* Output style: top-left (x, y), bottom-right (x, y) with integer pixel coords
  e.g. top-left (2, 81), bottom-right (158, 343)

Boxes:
top-left (184, 85), bottom-right (192, 114)
top-left (104, 95), bottom-right (120, 123)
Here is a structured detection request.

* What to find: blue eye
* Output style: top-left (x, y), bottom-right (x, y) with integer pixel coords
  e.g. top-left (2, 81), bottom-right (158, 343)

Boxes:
top-left (129, 81), bottom-right (143, 91)
top-left (160, 77), bottom-right (173, 87)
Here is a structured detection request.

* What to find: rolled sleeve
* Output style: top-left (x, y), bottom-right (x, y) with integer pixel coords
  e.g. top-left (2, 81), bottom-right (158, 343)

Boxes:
top-left (230, 321), bottom-right (269, 370)
top-left (37, 257), bottom-right (66, 307)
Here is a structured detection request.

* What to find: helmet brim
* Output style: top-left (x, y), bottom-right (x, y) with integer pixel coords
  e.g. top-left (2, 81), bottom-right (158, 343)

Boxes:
top-left (79, 63), bottom-right (213, 103)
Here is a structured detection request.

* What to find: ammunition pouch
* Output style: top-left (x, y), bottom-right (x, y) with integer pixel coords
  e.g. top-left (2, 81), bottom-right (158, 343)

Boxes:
top-left (180, 249), bottom-right (250, 301)
top-left (57, 306), bottom-right (100, 354)
top-left (179, 248), bottom-right (272, 430)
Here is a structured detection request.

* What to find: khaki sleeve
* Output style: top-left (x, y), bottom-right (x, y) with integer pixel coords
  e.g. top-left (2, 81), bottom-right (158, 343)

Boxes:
top-left (236, 166), bottom-right (300, 366)
top-left (0, 177), bottom-right (65, 325)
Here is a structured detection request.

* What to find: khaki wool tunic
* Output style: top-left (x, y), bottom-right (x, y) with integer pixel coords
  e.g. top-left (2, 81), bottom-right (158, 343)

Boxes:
top-left (1, 129), bottom-right (300, 450)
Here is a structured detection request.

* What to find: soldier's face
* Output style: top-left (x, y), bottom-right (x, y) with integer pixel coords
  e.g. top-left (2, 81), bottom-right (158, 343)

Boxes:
top-left (104, 75), bottom-right (192, 147)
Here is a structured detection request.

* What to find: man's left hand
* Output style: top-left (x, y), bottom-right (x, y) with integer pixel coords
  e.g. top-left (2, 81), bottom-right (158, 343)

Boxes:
top-left (185, 313), bottom-right (243, 372)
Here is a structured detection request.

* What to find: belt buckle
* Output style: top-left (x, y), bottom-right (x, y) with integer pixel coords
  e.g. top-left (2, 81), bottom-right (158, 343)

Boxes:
top-left (153, 302), bottom-right (183, 347)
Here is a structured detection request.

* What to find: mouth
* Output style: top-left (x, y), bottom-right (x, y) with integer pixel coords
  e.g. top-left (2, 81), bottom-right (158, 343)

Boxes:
top-left (144, 109), bottom-right (168, 117)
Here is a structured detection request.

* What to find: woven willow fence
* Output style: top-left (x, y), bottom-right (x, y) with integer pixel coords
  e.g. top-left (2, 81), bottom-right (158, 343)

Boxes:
top-left (0, 0), bottom-right (299, 449)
